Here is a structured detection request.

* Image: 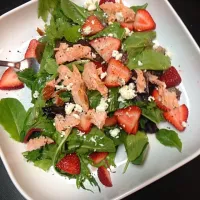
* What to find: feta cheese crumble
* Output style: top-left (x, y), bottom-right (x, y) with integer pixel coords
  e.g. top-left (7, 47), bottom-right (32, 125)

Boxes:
top-left (119, 83), bottom-right (137, 100)
top-left (82, 26), bottom-right (92, 35)
top-left (74, 104), bottom-right (83, 113)
top-left (65, 103), bottom-right (75, 115)
top-left (112, 50), bottom-right (123, 60)
top-left (148, 96), bottom-right (155, 102)
top-left (100, 72), bottom-right (107, 79)
top-left (33, 91), bottom-right (39, 99)
top-left (153, 40), bottom-right (160, 49)
top-left (66, 83), bottom-right (73, 91)
top-left (109, 128), bottom-right (120, 138)
top-left (138, 60), bottom-right (143, 66)
top-left (115, 12), bottom-right (124, 22)
top-left (84, 0), bottom-right (98, 11)
top-left (108, 33), bottom-right (114, 37)
top-left (77, 130), bottom-right (85, 137)
top-left (124, 28), bottom-right (133, 37)
top-left (182, 121), bottom-right (187, 128)
top-left (96, 98), bottom-right (108, 112)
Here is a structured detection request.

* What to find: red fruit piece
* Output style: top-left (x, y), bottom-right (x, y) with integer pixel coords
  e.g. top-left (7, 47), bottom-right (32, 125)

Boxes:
top-left (76, 114), bottom-right (92, 134)
top-left (97, 166), bottom-right (113, 187)
top-left (82, 15), bottom-right (104, 36)
top-left (99, 0), bottom-right (115, 5)
top-left (89, 152), bottom-right (108, 164)
top-left (42, 80), bottom-right (55, 100)
top-left (133, 9), bottom-right (156, 32)
top-left (0, 68), bottom-right (24, 90)
top-left (89, 37), bottom-right (121, 62)
top-left (152, 89), bottom-right (170, 111)
top-left (104, 115), bottom-right (118, 127)
top-left (105, 58), bottom-right (131, 87)
top-left (23, 128), bottom-right (42, 143)
top-left (114, 106), bottom-right (141, 134)
top-left (163, 104), bottom-right (189, 132)
top-left (93, 61), bottom-right (107, 73)
top-left (56, 153), bottom-right (81, 175)
top-left (120, 22), bottom-right (134, 31)
top-left (160, 66), bottom-right (182, 88)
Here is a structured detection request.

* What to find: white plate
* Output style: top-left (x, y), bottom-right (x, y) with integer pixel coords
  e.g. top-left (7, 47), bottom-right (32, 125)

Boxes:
top-left (0, 0), bottom-right (200, 199)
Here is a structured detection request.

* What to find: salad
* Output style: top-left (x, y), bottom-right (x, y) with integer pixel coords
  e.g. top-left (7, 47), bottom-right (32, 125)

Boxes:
top-left (0, 0), bottom-right (189, 190)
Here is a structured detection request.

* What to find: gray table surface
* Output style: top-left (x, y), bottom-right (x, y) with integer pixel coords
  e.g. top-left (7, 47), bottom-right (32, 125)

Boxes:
top-left (1, 0), bottom-right (200, 200)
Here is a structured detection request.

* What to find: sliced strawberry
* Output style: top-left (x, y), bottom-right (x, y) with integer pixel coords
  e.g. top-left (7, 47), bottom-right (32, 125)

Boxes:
top-left (120, 22), bottom-right (134, 31)
top-left (56, 153), bottom-right (81, 175)
top-left (114, 106), bottom-right (141, 134)
top-left (93, 61), bottom-right (107, 73)
top-left (82, 15), bottom-right (104, 36)
top-left (152, 89), bottom-right (170, 111)
top-left (54, 95), bottom-right (65, 106)
top-left (42, 80), bottom-right (55, 101)
top-left (132, 121), bottom-right (139, 135)
top-left (105, 58), bottom-right (131, 87)
top-left (0, 68), bottom-right (24, 90)
top-left (89, 152), bottom-right (108, 164)
top-left (76, 114), bottom-right (92, 134)
top-left (104, 115), bottom-right (118, 127)
top-left (163, 104), bottom-right (188, 132)
top-left (99, 0), bottom-right (115, 5)
top-left (160, 66), bottom-right (182, 88)
top-left (133, 9), bottom-right (156, 32)
top-left (89, 37), bottom-right (121, 62)
top-left (97, 166), bottom-right (112, 187)
top-left (23, 128), bottom-right (42, 143)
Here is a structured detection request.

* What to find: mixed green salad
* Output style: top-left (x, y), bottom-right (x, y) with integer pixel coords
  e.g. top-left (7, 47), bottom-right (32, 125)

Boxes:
top-left (0, 0), bottom-right (188, 190)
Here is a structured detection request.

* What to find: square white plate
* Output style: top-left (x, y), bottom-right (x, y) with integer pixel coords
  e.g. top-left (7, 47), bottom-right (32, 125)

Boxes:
top-left (0, 0), bottom-right (200, 199)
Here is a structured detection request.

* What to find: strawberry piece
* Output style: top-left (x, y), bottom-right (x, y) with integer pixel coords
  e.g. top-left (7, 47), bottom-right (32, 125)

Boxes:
top-left (99, 0), bottom-right (115, 5)
top-left (114, 106), bottom-right (141, 134)
top-left (152, 89), bottom-right (170, 111)
top-left (93, 61), bottom-right (107, 73)
top-left (89, 152), bottom-right (108, 164)
top-left (97, 166), bottom-right (113, 187)
top-left (56, 153), bottom-right (81, 175)
top-left (82, 15), bottom-right (104, 36)
top-left (120, 22), bottom-right (134, 31)
top-left (0, 68), bottom-right (24, 90)
top-left (104, 115), bottom-right (118, 127)
top-left (55, 95), bottom-right (65, 106)
top-left (163, 104), bottom-right (188, 132)
top-left (160, 66), bottom-right (182, 88)
top-left (105, 58), bottom-right (131, 87)
top-left (89, 37), bottom-right (121, 62)
top-left (133, 9), bottom-right (156, 32)
top-left (23, 128), bottom-right (42, 143)
top-left (76, 114), bottom-right (92, 134)
top-left (42, 80), bottom-right (55, 101)
top-left (132, 121), bottom-right (139, 135)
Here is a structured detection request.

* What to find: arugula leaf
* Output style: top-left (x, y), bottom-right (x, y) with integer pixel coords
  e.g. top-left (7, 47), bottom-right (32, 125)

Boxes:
top-left (156, 129), bottom-right (182, 152)
top-left (67, 128), bottom-right (116, 153)
top-left (61, 0), bottom-right (89, 25)
top-left (0, 98), bottom-right (26, 142)
top-left (130, 3), bottom-right (148, 12)
top-left (17, 68), bottom-right (36, 89)
top-left (38, 0), bottom-right (60, 22)
top-left (107, 87), bottom-right (119, 113)
top-left (23, 149), bottom-right (42, 162)
top-left (123, 131), bottom-right (148, 162)
top-left (87, 90), bottom-right (102, 109)
top-left (90, 22), bottom-right (126, 40)
top-left (128, 49), bottom-right (171, 70)
top-left (34, 159), bottom-right (52, 171)
top-left (44, 58), bottom-right (58, 74)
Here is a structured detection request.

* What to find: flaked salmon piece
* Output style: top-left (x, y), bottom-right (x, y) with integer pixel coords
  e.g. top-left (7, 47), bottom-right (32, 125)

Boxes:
top-left (100, 2), bottom-right (135, 23)
top-left (82, 62), bottom-right (108, 97)
top-left (146, 72), bottom-right (166, 88)
top-left (54, 113), bottom-right (80, 132)
top-left (87, 109), bottom-right (107, 129)
top-left (42, 79), bottom-right (56, 100)
top-left (135, 69), bottom-right (146, 93)
top-left (55, 43), bottom-right (93, 65)
top-left (57, 65), bottom-right (73, 83)
top-left (27, 136), bottom-right (54, 151)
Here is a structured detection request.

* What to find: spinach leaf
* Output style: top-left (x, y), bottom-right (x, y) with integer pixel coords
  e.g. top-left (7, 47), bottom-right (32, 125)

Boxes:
top-left (66, 60), bottom-right (89, 72)
top-left (90, 22), bottom-right (126, 40)
top-left (156, 129), bottom-right (182, 152)
top-left (123, 131), bottom-right (148, 162)
top-left (61, 0), bottom-right (89, 25)
top-left (130, 3), bottom-right (148, 12)
top-left (107, 87), bottom-right (119, 113)
top-left (87, 90), bottom-right (102, 109)
top-left (44, 58), bottom-right (58, 74)
top-left (17, 68), bottom-right (36, 89)
top-left (128, 49), bottom-right (171, 70)
top-left (67, 128), bottom-right (116, 153)
top-left (0, 98), bottom-right (26, 142)
top-left (34, 159), bottom-right (52, 171)
top-left (64, 25), bottom-right (82, 42)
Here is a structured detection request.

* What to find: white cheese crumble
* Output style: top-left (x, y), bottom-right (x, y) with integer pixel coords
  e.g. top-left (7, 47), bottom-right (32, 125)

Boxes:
top-left (74, 104), bottom-right (83, 113)
top-left (33, 91), bottom-right (39, 99)
top-left (182, 121), bottom-right (187, 128)
top-left (108, 21), bottom-right (113, 25)
top-left (92, 52), bottom-right (96, 58)
top-left (96, 98), bottom-right (108, 112)
top-left (65, 103), bottom-right (75, 115)
top-left (108, 33), bottom-right (114, 37)
top-left (138, 60), bottom-right (143, 66)
top-left (118, 95), bottom-right (125, 102)
top-left (109, 128), bottom-right (120, 138)
top-left (90, 136), bottom-right (97, 145)
top-left (148, 96), bottom-right (155, 102)
top-left (115, 12), bottom-right (124, 22)
top-left (100, 72), bottom-right (107, 79)
top-left (66, 83), bottom-right (73, 91)
top-left (118, 78), bottom-right (126, 86)
top-left (153, 40), bottom-right (160, 49)
top-left (99, 144), bottom-right (104, 147)
top-left (77, 130), bottom-right (85, 136)
top-left (84, 0), bottom-right (98, 11)
top-left (112, 50), bottom-right (123, 60)
top-left (124, 28), bottom-right (133, 37)
top-left (119, 83), bottom-right (137, 100)
top-left (82, 26), bottom-right (92, 35)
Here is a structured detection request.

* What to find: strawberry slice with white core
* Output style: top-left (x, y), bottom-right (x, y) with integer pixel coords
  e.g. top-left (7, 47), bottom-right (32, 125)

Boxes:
top-left (97, 166), bottom-right (113, 187)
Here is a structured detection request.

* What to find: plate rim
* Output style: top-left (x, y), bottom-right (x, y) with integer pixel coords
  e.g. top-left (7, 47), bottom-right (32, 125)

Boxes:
top-left (0, 0), bottom-right (200, 200)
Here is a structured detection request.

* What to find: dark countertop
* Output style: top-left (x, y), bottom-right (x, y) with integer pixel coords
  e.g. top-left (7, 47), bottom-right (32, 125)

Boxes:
top-left (1, 0), bottom-right (200, 200)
